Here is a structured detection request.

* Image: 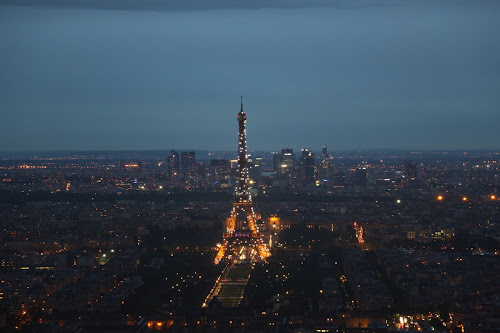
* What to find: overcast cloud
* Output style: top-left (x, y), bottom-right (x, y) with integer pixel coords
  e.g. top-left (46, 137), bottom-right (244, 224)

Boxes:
top-left (1, 1), bottom-right (499, 151)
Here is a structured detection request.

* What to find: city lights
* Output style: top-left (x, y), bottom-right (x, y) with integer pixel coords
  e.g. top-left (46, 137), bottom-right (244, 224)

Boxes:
top-left (1, 103), bottom-right (498, 332)
top-left (215, 100), bottom-right (270, 265)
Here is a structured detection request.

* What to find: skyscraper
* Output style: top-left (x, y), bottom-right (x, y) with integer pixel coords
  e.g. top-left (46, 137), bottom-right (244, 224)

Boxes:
top-left (181, 151), bottom-right (196, 172)
top-left (282, 148), bottom-right (295, 171)
top-left (273, 152), bottom-right (283, 172)
top-left (166, 150), bottom-right (180, 177)
top-left (320, 144), bottom-right (335, 182)
top-left (322, 144), bottom-right (329, 161)
top-left (300, 148), bottom-right (315, 184)
top-left (250, 156), bottom-right (263, 180)
top-left (274, 148), bottom-right (295, 174)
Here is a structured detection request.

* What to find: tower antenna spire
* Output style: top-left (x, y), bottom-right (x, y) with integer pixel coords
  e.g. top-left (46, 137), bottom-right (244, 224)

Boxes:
top-left (241, 96), bottom-right (243, 111)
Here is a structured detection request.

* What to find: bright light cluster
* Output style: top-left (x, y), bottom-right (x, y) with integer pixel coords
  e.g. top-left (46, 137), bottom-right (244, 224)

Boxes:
top-left (214, 105), bottom-right (271, 265)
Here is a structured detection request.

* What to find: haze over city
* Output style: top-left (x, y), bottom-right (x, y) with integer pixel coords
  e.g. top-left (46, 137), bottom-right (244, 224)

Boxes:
top-left (2, 0), bottom-right (500, 152)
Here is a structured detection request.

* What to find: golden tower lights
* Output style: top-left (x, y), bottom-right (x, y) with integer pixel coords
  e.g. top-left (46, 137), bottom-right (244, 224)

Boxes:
top-left (215, 98), bottom-right (271, 264)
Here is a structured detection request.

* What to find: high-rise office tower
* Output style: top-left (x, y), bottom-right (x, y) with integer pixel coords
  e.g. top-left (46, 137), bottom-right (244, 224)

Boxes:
top-left (322, 144), bottom-right (329, 161)
top-left (273, 152), bottom-right (283, 172)
top-left (300, 148), bottom-right (315, 184)
top-left (166, 150), bottom-right (180, 177)
top-left (181, 152), bottom-right (196, 172)
top-left (320, 144), bottom-right (334, 181)
top-left (282, 148), bottom-right (295, 170)
top-left (274, 148), bottom-right (295, 173)
top-left (250, 156), bottom-right (263, 180)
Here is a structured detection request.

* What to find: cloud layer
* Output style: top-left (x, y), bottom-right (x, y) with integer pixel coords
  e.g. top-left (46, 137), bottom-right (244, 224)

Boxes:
top-left (1, 2), bottom-right (499, 151)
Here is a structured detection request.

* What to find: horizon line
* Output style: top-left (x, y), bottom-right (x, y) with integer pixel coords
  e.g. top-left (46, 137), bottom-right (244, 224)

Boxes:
top-left (1, 148), bottom-right (500, 154)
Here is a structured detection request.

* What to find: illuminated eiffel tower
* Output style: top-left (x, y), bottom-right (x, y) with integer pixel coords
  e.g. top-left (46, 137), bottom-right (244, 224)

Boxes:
top-left (214, 98), bottom-right (271, 265)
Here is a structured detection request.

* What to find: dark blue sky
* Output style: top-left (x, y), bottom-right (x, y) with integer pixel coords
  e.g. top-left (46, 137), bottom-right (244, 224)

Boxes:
top-left (1, 1), bottom-right (499, 151)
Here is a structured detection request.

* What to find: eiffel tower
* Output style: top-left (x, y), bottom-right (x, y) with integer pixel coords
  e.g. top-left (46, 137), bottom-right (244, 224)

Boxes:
top-left (214, 98), bottom-right (271, 265)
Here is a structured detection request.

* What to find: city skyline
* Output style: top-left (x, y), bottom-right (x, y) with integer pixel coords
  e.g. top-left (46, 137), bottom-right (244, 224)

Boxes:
top-left (2, 1), bottom-right (500, 152)
top-left (1, 140), bottom-right (498, 331)
top-left (1, 2), bottom-right (498, 329)
top-left (0, 95), bottom-right (498, 331)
